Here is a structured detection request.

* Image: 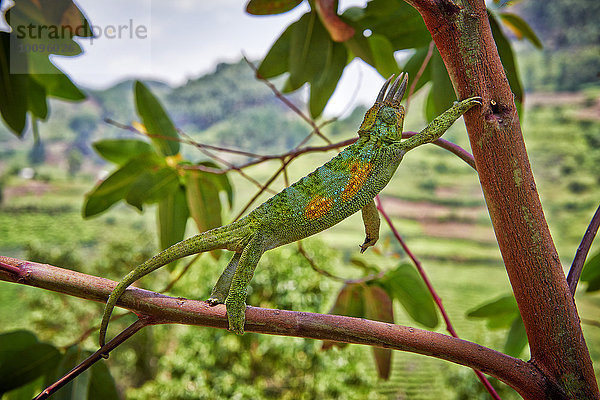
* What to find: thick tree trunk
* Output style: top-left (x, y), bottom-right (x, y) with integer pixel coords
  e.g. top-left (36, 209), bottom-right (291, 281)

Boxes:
top-left (404, 0), bottom-right (599, 398)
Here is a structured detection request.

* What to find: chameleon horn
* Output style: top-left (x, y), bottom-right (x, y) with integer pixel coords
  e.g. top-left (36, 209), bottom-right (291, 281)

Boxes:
top-left (393, 73), bottom-right (409, 102)
top-left (376, 75), bottom-right (395, 103)
top-left (384, 73), bottom-right (404, 102)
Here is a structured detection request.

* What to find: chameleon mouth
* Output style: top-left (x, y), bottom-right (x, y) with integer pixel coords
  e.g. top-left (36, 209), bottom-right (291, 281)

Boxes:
top-left (376, 73), bottom-right (409, 104)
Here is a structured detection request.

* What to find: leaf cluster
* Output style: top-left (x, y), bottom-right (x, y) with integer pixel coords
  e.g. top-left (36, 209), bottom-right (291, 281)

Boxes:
top-left (83, 82), bottom-right (233, 258)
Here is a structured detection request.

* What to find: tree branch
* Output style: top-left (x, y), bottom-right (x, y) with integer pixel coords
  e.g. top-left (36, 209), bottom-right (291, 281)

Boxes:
top-left (403, 0), bottom-right (599, 397)
top-left (0, 256), bottom-right (562, 399)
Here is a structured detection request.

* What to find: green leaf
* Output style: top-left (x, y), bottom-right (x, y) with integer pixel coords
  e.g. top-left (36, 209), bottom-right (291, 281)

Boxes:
top-left (377, 263), bottom-right (439, 329)
top-left (353, 0), bottom-right (430, 51)
top-left (288, 12), bottom-right (331, 89)
top-left (0, 33), bottom-right (28, 135)
top-left (0, 331), bottom-right (61, 394)
top-left (425, 48), bottom-right (455, 122)
top-left (499, 12), bottom-right (543, 49)
top-left (92, 139), bottom-right (155, 165)
top-left (257, 21), bottom-right (294, 79)
top-left (364, 285), bottom-right (394, 380)
top-left (26, 76), bottom-right (48, 120)
top-left (367, 34), bottom-right (400, 79)
top-left (246, 0), bottom-right (303, 15)
top-left (581, 251), bottom-right (600, 292)
top-left (83, 153), bottom-right (161, 217)
top-left (88, 360), bottom-right (119, 400)
top-left (185, 168), bottom-right (224, 232)
top-left (330, 283), bottom-right (365, 318)
top-left (309, 41), bottom-right (347, 118)
top-left (158, 186), bottom-right (189, 254)
top-left (488, 12), bottom-right (523, 116)
top-left (126, 167), bottom-right (180, 211)
top-left (467, 294), bottom-right (520, 329)
top-left (134, 80), bottom-right (180, 156)
top-left (504, 316), bottom-right (528, 357)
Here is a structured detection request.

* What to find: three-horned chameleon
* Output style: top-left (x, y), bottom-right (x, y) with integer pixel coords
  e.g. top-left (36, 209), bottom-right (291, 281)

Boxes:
top-left (99, 73), bottom-right (482, 346)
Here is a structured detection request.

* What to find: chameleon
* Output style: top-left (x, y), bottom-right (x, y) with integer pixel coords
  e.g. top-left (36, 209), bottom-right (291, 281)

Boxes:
top-left (99, 73), bottom-right (482, 346)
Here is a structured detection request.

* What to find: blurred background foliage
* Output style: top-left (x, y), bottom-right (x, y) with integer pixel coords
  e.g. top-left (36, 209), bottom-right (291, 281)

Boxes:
top-left (0, 0), bottom-right (599, 398)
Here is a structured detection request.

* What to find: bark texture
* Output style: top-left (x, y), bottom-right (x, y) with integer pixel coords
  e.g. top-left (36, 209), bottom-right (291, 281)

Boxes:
top-left (404, 0), bottom-right (599, 398)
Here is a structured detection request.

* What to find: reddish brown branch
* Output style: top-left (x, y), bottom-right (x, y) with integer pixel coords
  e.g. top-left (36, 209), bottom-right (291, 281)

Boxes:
top-left (404, 0), bottom-right (598, 397)
top-left (375, 197), bottom-right (501, 399)
top-left (567, 203), bottom-right (600, 295)
top-left (0, 256), bottom-right (560, 399)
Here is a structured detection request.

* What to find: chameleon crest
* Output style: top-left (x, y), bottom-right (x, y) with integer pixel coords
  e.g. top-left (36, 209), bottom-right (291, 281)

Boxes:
top-left (98, 74), bottom-right (481, 344)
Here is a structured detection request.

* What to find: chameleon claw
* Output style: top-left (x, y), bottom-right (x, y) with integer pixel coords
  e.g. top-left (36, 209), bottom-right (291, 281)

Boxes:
top-left (207, 296), bottom-right (224, 306)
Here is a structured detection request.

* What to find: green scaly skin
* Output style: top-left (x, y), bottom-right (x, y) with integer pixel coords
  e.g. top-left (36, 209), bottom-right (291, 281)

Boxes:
top-left (98, 74), bottom-right (482, 346)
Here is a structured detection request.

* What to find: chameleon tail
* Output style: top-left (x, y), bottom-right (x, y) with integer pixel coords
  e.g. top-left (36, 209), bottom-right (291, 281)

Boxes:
top-left (98, 225), bottom-right (234, 348)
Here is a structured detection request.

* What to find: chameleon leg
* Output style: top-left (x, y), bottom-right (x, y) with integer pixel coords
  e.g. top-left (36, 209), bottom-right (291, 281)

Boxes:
top-left (400, 97), bottom-right (483, 151)
top-left (225, 234), bottom-right (265, 334)
top-left (360, 200), bottom-right (380, 253)
top-left (207, 252), bottom-right (241, 305)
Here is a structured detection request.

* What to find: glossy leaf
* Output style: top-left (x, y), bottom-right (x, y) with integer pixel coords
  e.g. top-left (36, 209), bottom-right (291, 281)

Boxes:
top-left (499, 12), bottom-right (543, 49)
top-left (246, 0), bottom-right (303, 15)
top-left (92, 139), bottom-right (154, 165)
top-left (467, 294), bottom-right (520, 329)
top-left (364, 285), bottom-right (394, 380)
top-left (288, 12), bottom-right (331, 89)
top-left (377, 263), bottom-right (439, 329)
top-left (82, 153), bottom-right (161, 217)
top-left (504, 316), bottom-right (528, 357)
top-left (367, 33), bottom-right (400, 79)
top-left (257, 21), bottom-right (294, 79)
top-left (158, 186), bottom-right (189, 253)
top-left (581, 251), bottom-right (600, 292)
top-left (488, 12), bottom-right (523, 117)
top-left (134, 80), bottom-right (180, 157)
top-left (425, 48), bottom-right (455, 122)
top-left (309, 40), bottom-right (347, 118)
top-left (0, 331), bottom-right (61, 394)
top-left (126, 167), bottom-right (180, 211)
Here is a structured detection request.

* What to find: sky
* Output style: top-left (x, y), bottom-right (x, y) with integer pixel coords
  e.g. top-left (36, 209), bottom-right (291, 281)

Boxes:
top-left (6, 0), bottom-right (385, 117)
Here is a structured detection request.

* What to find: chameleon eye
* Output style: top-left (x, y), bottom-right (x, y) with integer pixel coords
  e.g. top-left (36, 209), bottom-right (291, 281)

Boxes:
top-left (381, 107), bottom-right (397, 125)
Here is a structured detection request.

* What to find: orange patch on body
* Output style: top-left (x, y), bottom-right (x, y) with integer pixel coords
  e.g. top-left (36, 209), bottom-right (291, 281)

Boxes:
top-left (305, 196), bottom-right (334, 219)
top-left (341, 161), bottom-right (373, 201)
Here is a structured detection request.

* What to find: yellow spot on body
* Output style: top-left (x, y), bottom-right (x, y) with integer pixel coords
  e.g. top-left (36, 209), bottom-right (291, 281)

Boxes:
top-left (305, 196), bottom-right (334, 219)
top-left (341, 161), bottom-right (373, 200)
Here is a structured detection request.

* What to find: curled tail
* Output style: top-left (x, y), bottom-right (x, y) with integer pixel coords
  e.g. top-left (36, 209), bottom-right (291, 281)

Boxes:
top-left (99, 225), bottom-right (235, 347)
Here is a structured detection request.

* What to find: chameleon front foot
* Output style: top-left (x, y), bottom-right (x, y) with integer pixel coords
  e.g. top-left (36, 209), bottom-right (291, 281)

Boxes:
top-left (359, 236), bottom-right (377, 253)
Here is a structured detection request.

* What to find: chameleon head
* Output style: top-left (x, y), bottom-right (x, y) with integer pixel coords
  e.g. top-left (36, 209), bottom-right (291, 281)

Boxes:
top-left (358, 73), bottom-right (409, 142)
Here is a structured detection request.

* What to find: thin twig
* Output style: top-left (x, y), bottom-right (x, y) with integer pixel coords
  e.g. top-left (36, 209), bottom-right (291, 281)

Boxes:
top-left (567, 203), bottom-right (600, 295)
top-left (375, 196), bottom-right (502, 400)
top-left (406, 41), bottom-right (435, 110)
top-left (243, 56), bottom-right (332, 145)
top-left (34, 318), bottom-right (149, 400)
